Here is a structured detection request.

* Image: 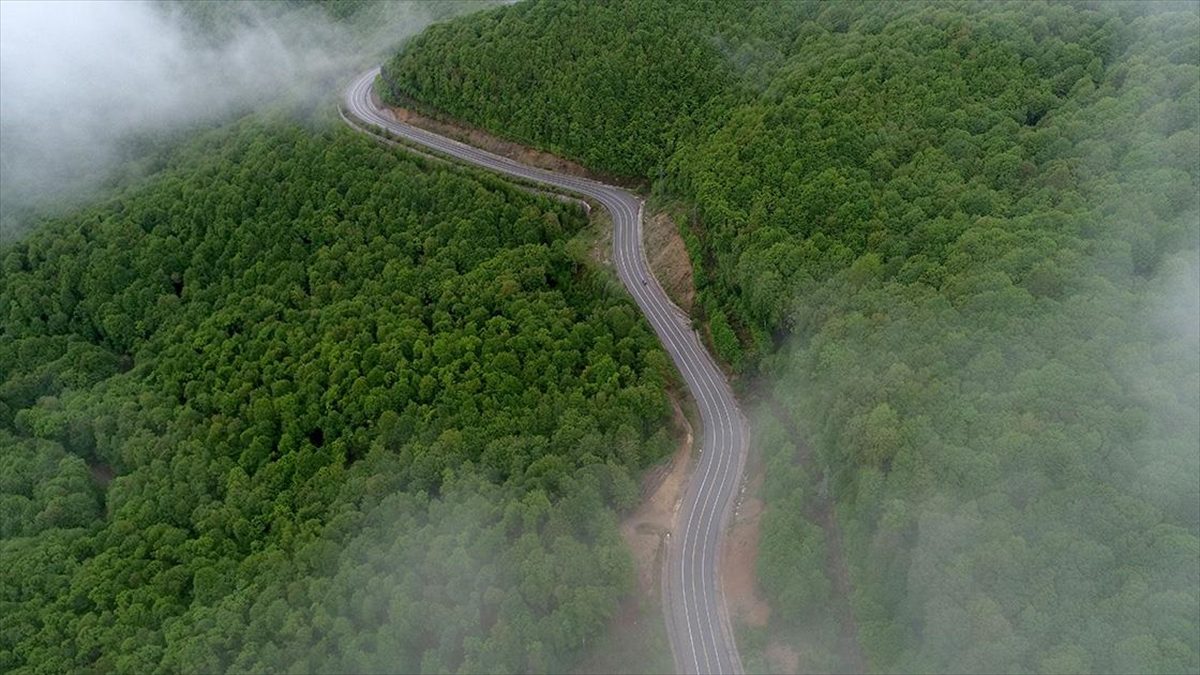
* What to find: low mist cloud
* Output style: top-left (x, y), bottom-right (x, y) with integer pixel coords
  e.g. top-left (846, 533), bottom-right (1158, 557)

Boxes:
top-left (0, 0), bottom-right (486, 238)
top-left (1152, 250), bottom-right (1200, 346)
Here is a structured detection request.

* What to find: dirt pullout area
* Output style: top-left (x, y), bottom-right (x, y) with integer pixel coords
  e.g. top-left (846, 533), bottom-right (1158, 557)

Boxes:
top-left (644, 210), bottom-right (696, 315)
top-left (722, 453), bottom-right (770, 628)
top-left (621, 392), bottom-right (694, 595)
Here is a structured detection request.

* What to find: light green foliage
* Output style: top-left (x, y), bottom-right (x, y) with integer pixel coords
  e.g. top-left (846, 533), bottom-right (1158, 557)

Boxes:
top-left (382, 1), bottom-right (1200, 672)
top-left (757, 488), bottom-right (830, 621)
top-left (707, 305), bottom-right (742, 370)
top-left (0, 120), bottom-right (672, 673)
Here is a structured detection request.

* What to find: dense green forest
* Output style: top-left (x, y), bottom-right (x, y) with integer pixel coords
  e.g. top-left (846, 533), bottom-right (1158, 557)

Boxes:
top-left (0, 120), bottom-right (675, 672)
top-left (383, 1), bottom-right (1200, 672)
top-left (381, 0), bottom-right (812, 178)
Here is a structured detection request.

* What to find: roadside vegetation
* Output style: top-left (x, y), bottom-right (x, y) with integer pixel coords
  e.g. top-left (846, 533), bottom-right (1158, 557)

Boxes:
top-left (383, 1), bottom-right (1200, 672)
top-left (0, 120), bottom-right (675, 672)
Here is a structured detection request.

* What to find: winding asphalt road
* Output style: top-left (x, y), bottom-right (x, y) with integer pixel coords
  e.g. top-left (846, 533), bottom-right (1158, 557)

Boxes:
top-left (343, 67), bottom-right (749, 675)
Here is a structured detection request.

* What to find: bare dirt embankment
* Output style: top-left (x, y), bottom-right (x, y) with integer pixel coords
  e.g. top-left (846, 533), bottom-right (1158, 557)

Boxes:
top-left (644, 211), bottom-right (695, 315)
top-left (722, 452), bottom-right (770, 627)
top-left (378, 97), bottom-right (640, 187)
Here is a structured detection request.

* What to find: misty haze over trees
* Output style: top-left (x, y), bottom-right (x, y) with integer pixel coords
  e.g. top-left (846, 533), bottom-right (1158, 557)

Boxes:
top-left (0, 0), bottom-right (486, 239)
top-left (2, 1), bottom-right (1199, 674)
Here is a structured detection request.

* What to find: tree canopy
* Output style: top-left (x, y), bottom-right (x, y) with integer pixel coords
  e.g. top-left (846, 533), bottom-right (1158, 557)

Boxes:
top-left (0, 120), bottom-right (674, 673)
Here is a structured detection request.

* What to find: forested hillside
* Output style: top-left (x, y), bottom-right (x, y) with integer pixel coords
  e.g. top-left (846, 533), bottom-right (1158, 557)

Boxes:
top-left (382, 1), bottom-right (1200, 672)
top-left (381, 0), bottom-right (812, 178)
top-left (0, 120), bottom-right (673, 672)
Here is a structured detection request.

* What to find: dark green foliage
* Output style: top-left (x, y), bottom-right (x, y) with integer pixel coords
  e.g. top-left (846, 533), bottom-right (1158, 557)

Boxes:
top-left (381, 1), bottom-right (1200, 672)
top-left (0, 120), bottom-right (672, 673)
top-left (380, 0), bottom-right (811, 178)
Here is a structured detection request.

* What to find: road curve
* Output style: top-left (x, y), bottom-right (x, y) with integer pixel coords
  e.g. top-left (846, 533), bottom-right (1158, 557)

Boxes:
top-left (342, 67), bottom-right (749, 675)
